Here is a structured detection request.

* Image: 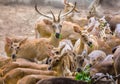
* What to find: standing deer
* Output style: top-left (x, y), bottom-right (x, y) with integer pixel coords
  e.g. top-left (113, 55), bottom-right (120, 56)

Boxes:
top-left (35, 2), bottom-right (76, 38)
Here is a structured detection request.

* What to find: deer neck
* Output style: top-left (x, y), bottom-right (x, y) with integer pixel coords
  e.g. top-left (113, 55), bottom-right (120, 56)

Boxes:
top-left (48, 33), bottom-right (60, 47)
top-left (78, 37), bottom-right (85, 54)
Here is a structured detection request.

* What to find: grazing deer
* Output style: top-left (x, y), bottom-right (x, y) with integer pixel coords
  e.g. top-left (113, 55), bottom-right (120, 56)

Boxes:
top-left (35, 2), bottom-right (76, 38)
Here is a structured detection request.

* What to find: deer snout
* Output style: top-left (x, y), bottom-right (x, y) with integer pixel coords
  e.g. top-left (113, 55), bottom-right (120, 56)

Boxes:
top-left (48, 66), bottom-right (52, 70)
top-left (55, 33), bottom-right (60, 39)
top-left (76, 68), bottom-right (82, 73)
top-left (11, 54), bottom-right (16, 60)
top-left (87, 41), bottom-right (93, 48)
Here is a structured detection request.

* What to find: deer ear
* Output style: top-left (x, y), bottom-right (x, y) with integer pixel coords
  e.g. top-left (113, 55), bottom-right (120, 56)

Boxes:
top-left (43, 19), bottom-right (52, 25)
top-left (20, 37), bottom-right (27, 45)
top-left (73, 25), bottom-right (81, 34)
top-left (6, 37), bottom-right (12, 45)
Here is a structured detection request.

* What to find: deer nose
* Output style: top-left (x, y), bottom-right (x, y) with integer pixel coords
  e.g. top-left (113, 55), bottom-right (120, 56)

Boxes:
top-left (12, 54), bottom-right (16, 59)
top-left (48, 66), bottom-right (52, 70)
top-left (55, 33), bottom-right (60, 39)
top-left (76, 68), bottom-right (82, 72)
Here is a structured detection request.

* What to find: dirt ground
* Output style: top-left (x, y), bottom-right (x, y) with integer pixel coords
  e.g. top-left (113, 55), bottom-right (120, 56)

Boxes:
top-left (0, 4), bottom-right (60, 56)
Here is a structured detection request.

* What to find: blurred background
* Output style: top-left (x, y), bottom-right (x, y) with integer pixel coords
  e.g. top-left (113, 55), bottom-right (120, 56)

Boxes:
top-left (0, 0), bottom-right (120, 56)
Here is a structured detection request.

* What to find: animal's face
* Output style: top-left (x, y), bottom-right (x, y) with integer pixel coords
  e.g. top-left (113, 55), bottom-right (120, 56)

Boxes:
top-left (48, 56), bottom-right (61, 70)
top-left (74, 55), bottom-right (85, 72)
top-left (10, 42), bottom-right (21, 59)
top-left (81, 33), bottom-right (93, 48)
top-left (5, 37), bottom-right (27, 60)
top-left (52, 22), bottom-right (62, 39)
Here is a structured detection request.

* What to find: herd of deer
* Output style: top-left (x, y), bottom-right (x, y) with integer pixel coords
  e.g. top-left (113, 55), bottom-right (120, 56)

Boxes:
top-left (0, 0), bottom-right (120, 84)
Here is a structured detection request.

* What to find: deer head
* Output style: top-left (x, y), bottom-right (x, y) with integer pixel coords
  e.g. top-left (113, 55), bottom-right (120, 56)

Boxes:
top-left (5, 37), bottom-right (27, 60)
top-left (35, 2), bottom-right (76, 39)
top-left (64, 0), bottom-right (79, 13)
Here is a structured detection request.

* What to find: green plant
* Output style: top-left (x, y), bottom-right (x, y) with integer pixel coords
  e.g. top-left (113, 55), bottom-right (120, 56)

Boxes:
top-left (75, 65), bottom-right (91, 83)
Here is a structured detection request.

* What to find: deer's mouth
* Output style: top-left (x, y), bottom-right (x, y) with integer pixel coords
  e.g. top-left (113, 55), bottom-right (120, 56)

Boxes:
top-left (55, 33), bottom-right (62, 39)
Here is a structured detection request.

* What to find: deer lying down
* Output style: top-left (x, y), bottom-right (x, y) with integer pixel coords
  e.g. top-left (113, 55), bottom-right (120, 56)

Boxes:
top-left (0, 58), bottom-right (49, 76)
top-left (48, 51), bottom-right (75, 77)
top-left (3, 68), bottom-right (57, 84)
top-left (90, 60), bottom-right (115, 76)
top-left (0, 56), bottom-right (11, 68)
top-left (17, 75), bottom-right (55, 84)
top-left (5, 36), bottom-right (54, 62)
top-left (36, 77), bottom-right (88, 84)
top-left (88, 50), bottom-right (106, 66)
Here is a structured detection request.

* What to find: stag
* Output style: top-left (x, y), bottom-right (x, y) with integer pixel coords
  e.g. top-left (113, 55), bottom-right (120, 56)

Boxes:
top-left (35, 2), bottom-right (76, 38)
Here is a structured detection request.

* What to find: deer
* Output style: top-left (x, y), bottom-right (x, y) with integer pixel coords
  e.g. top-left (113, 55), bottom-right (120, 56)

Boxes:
top-left (3, 67), bottom-right (57, 84)
top-left (73, 25), bottom-right (112, 55)
top-left (88, 50), bottom-right (106, 66)
top-left (73, 25), bottom-right (99, 55)
top-left (48, 51), bottom-right (76, 77)
top-left (87, 16), bottom-right (112, 40)
top-left (36, 77), bottom-right (88, 84)
top-left (35, 2), bottom-right (76, 38)
top-left (5, 36), bottom-right (54, 62)
top-left (112, 46), bottom-right (120, 84)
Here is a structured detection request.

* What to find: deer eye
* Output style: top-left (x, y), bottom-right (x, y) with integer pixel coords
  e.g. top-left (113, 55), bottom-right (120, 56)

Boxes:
top-left (52, 25), bottom-right (56, 28)
top-left (56, 59), bottom-right (59, 62)
top-left (17, 47), bottom-right (19, 49)
top-left (11, 46), bottom-right (13, 49)
top-left (55, 51), bottom-right (59, 54)
top-left (59, 25), bottom-right (62, 28)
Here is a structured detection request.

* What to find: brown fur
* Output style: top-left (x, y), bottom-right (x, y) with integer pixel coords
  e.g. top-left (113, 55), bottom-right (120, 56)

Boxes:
top-left (48, 52), bottom-right (75, 76)
top-left (90, 61), bottom-right (115, 76)
top-left (107, 15), bottom-right (120, 32)
top-left (3, 68), bottom-right (57, 84)
top-left (37, 77), bottom-right (88, 84)
top-left (113, 47), bottom-right (120, 84)
top-left (17, 75), bottom-right (55, 84)
top-left (5, 37), bottom-right (54, 61)
top-left (0, 58), bottom-right (49, 76)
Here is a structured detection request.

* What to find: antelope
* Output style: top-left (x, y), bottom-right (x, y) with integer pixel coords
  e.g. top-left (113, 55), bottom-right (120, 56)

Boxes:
top-left (35, 2), bottom-right (76, 38)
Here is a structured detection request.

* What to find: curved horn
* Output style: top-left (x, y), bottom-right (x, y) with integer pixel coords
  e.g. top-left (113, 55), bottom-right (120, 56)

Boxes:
top-left (58, 10), bottom-right (62, 22)
top-left (50, 10), bottom-right (56, 22)
top-left (60, 2), bottom-right (77, 18)
top-left (35, 3), bottom-right (52, 19)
